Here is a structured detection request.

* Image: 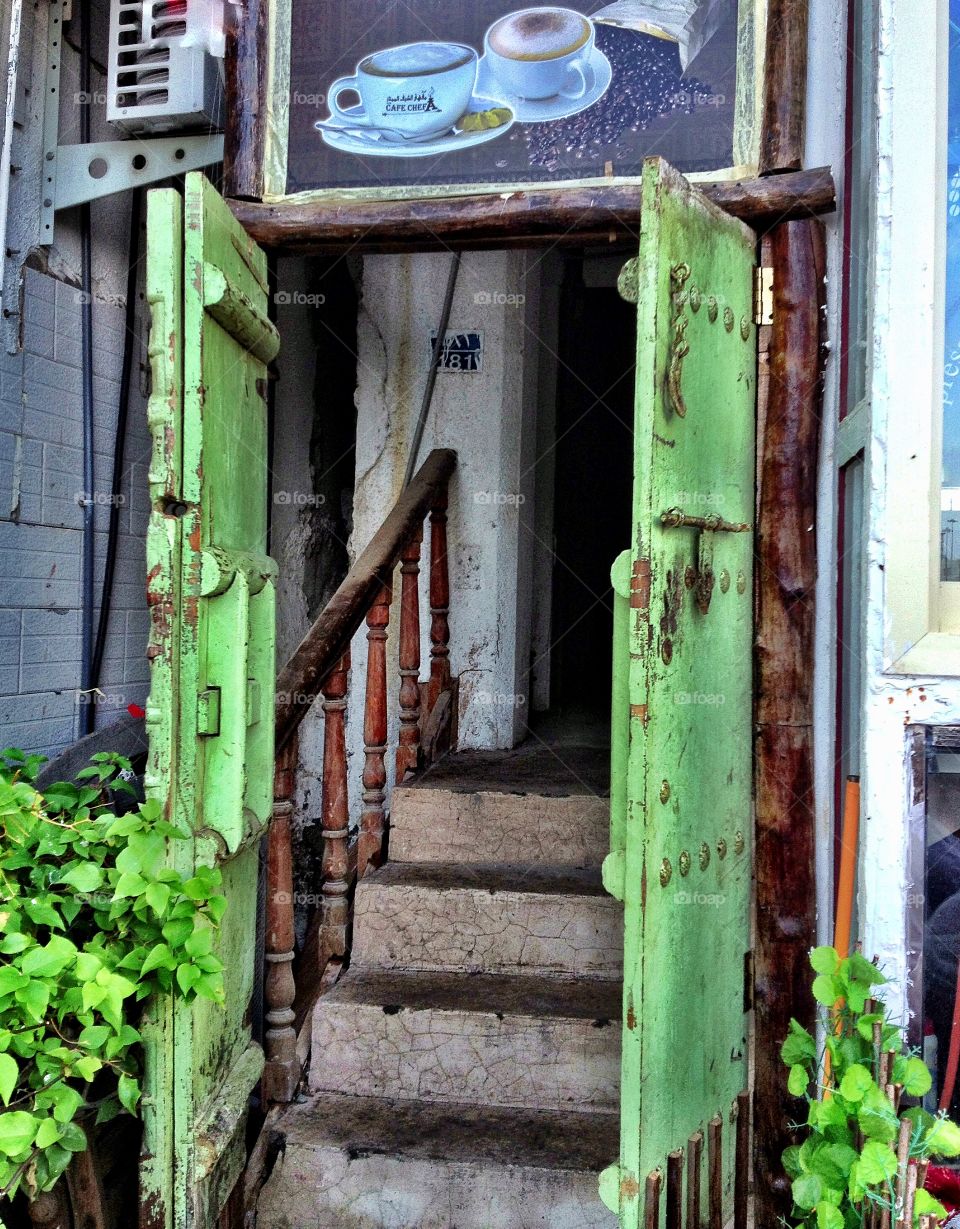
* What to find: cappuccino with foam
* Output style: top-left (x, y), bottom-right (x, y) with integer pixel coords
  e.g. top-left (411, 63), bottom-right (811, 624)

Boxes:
top-left (488, 8), bottom-right (591, 62)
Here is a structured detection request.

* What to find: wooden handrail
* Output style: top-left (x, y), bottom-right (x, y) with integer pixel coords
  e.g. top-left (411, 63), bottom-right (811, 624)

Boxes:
top-left (274, 448), bottom-right (457, 753)
top-left (263, 448), bottom-right (457, 1103)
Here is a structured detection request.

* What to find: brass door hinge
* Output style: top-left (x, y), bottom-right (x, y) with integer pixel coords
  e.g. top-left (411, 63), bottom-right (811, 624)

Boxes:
top-left (754, 267), bottom-right (774, 326)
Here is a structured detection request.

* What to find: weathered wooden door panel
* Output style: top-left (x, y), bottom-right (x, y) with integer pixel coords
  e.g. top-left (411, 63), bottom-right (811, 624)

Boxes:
top-left (602, 158), bottom-right (756, 1228)
top-left (142, 173), bottom-right (278, 1229)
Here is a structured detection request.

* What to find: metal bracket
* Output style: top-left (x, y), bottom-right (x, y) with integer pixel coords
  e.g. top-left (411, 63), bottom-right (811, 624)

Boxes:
top-left (54, 135), bottom-right (225, 213)
top-left (754, 266), bottom-right (774, 326)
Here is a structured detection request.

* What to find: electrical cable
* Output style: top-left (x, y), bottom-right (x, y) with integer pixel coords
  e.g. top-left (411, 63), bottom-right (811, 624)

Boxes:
top-left (78, 0), bottom-right (95, 735)
top-left (403, 253), bottom-right (461, 489)
top-left (90, 187), bottom-right (143, 692)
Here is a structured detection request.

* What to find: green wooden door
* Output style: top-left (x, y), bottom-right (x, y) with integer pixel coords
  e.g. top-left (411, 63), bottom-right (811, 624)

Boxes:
top-left (141, 173), bottom-right (279, 1229)
top-left (601, 158), bottom-right (757, 1227)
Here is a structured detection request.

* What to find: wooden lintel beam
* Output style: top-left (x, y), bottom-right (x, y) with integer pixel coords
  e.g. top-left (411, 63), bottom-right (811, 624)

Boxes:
top-left (229, 166), bottom-right (835, 253)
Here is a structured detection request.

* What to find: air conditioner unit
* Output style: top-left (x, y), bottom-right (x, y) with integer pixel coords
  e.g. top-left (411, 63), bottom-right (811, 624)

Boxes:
top-left (107, 0), bottom-right (225, 134)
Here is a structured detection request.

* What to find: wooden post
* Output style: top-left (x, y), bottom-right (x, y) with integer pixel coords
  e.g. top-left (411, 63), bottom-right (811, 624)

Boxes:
top-left (223, 0), bottom-right (267, 200)
top-left (262, 735), bottom-right (299, 1103)
top-left (759, 0), bottom-right (810, 174)
top-left (359, 588), bottom-right (391, 876)
top-left (686, 1132), bottom-right (702, 1229)
top-left (428, 493), bottom-right (451, 712)
top-left (753, 219), bottom-right (826, 1223)
top-left (320, 653), bottom-right (351, 960)
top-left (396, 527), bottom-right (423, 784)
top-left (735, 1091), bottom-right (751, 1229)
top-left (708, 1116), bottom-right (723, 1229)
top-left (666, 1150), bottom-right (684, 1229)
top-left (644, 1171), bottom-right (663, 1229)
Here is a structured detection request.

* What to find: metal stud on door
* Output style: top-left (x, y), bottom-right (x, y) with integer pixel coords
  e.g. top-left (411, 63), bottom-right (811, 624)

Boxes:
top-left (142, 174), bottom-right (278, 1229)
top-left (601, 158), bottom-right (757, 1229)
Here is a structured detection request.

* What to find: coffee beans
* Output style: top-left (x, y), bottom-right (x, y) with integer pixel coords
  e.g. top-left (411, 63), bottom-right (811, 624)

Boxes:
top-left (522, 25), bottom-right (714, 171)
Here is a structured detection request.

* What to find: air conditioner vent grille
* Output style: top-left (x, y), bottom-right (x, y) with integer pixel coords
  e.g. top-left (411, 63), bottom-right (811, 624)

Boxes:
top-left (107, 0), bottom-right (224, 134)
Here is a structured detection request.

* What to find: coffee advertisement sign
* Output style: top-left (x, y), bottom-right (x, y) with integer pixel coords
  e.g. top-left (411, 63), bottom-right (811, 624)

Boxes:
top-left (281, 0), bottom-right (758, 198)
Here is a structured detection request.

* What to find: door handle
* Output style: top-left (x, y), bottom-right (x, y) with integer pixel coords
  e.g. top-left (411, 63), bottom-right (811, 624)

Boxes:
top-left (660, 509), bottom-right (751, 615)
top-left (660, 508), bottom-right (751, 533)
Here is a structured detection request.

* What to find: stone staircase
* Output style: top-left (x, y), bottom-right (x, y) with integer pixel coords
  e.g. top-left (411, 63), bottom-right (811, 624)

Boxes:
top-left (257, 747), bottom-right (622, 1229)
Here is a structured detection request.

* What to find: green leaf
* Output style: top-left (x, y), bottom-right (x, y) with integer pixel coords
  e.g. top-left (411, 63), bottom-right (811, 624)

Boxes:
top-left (0, 1052), bottom-right (18, 1105)
top-left (858, 1085), bottom-right (899, 1143)
top-left (0, 933), bottom-right (30, 955)
top-left (783, 1145), bottom-right (802, 1179)
top-left (792, 1172), bottom-right (823, 1211)
top-left (810, 947), bottom-right (840, 975)
top-left (57, 862), bottom-right (103, 893)
top-left (782, 1019), bottom-right (818, 1067)
top-left (900, 1056), bottom-right (933, 1097)
top-left (0, 1110), bottom-right (38, 1156)
top-left (844, 952), bottom-right (887, 986)
top-left (838, 1064), bottom-right (873, 1103)
top-left (162, 916), bottom-right (193, 947)
top-left (117, 1073), bottom-right (140, 1115)
top-left (815, 1202), bottom-right (843, 1229)
top-left (926, 1116), bottom-right (960, 1157)
top-left (145, 882), bottom-right (171, 917)
top-left (788, 1065), bottom-right (809, 1097)
top-left (34, 1117), bottom-right (61, 1149)
top-left (857, 1140), bottom-right (898, 1184)
top-left (914, 1189), bottom-right (947, 1220)
top-left (812, 975), bottom-right (840, 1007)
top-left (113, 872), bottom-right (147, 899)
top-left (21, 935), bottom-right (77, 978)
top-left (140, 944), bottom-right (175, 976)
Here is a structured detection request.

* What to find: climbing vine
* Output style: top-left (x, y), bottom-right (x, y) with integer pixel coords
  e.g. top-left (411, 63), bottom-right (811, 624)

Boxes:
top-left (783, 946), bottom-right (960, 1227)
top-left (0, 748), bottom-right (226, 1203)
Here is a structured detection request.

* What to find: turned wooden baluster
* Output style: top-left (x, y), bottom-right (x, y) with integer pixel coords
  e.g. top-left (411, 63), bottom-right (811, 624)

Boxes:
top-left (359, 586), bottom-right (391, 876)
top-left (262, 734), bottom-right (299, 1103)
top-left (428, 491), bottom-right (451, 711)
top-left (396, 526), bottom-right (423, 784)
top-left (320, 652), bottom-right (351, 960)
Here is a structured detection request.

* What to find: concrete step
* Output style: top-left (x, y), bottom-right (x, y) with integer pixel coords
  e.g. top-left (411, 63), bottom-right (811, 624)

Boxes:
top-left (256, 1093), bottom-right (619, 1229)
top-left (389, 784), bottom-right (610, 868)
top-left (352, 862), bottom-right (623, 978)
top-left (309, 968), bottom-right (621, 1111)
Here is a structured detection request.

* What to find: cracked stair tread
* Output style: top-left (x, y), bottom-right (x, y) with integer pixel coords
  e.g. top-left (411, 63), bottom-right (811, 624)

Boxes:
top-left (362, 861), bottom-right (609, 897)
top-left (404, 745), bottom-right (610, 797)
top-left (324, 967), bottom-right (621, 1021)
top-left (277, 1094), bottom-right (619, 1172)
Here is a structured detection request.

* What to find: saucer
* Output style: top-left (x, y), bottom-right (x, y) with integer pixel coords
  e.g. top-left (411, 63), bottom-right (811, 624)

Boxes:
top-left (475, 45), bottom-right (612, 123)
top-left (316, 96), bottom-right (515, 158)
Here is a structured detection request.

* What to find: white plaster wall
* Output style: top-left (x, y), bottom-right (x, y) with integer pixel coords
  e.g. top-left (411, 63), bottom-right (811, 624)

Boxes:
top-left (293, 251), bottom-right (545, 829)
top-left (856, 0), bottom-right (958, 1020)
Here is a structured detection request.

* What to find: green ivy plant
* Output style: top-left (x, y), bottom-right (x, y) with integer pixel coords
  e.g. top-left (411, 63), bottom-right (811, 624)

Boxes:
top-left (782, 946), bottom-right (960, 1228)
top-left (0, 747), bottom-right (226, 1205)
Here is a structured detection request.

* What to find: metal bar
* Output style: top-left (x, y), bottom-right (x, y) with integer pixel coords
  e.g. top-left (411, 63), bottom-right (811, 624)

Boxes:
top-left (708, 1116), bottom-right (723, 1229)
top-left (735, 1092), bottom-right (750, 1229)
top-left (55, 135), bottom-right (225, 212)
top-left (644, 1170), bottom-right (663, 1229)
top-left (660, 508), bottom-right (752, 533)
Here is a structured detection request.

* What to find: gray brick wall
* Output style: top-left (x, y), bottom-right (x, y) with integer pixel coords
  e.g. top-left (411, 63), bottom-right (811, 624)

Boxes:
top-left (0, 266), bottom-right (151, 758)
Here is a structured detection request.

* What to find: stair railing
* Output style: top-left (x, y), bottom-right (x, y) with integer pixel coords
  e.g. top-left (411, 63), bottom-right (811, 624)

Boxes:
top-left (262, 448), bottom-right (457, 1102)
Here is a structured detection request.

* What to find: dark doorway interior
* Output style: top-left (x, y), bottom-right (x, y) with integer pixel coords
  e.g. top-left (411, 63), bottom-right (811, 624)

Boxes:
top-left (549, 254), bottom-right (636, 721)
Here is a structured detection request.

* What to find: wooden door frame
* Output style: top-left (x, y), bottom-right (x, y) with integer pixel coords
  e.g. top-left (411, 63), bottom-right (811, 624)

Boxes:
top-left (223, 2), bottom-right (823, 1224)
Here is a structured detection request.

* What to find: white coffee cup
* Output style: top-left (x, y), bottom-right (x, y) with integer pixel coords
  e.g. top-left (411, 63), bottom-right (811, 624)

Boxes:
top-left (484, 8), bottom-right (595, 102)
top-left (326, 42), bottom-right (479, 140)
